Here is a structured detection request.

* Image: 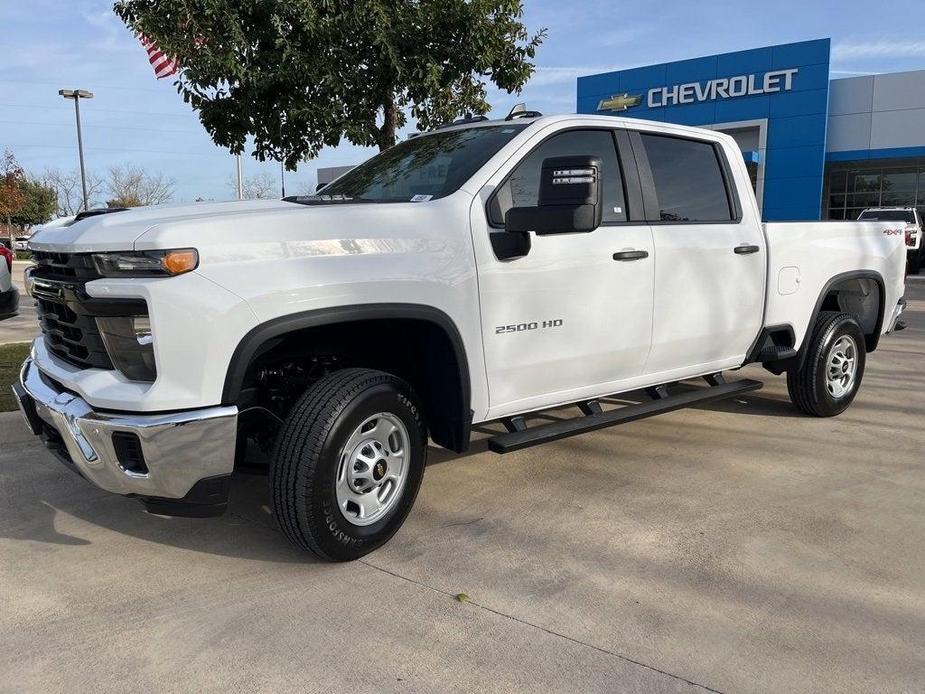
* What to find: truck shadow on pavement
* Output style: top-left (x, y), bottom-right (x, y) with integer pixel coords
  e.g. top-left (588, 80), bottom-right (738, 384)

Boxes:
top-left (1, 444), bottom-right (317, 563)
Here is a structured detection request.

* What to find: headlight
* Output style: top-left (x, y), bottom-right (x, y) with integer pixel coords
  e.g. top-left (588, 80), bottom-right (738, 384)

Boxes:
top-left (96, 316), bottom-right (157, 382)
top-left (91, 249), bottom-right (198, 278)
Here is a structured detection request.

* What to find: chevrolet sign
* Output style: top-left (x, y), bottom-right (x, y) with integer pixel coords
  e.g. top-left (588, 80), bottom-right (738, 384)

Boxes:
top-left (647, 68), bottom-right (798, 108)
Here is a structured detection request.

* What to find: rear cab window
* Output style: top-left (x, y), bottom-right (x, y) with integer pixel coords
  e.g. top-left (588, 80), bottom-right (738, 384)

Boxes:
top-left (639, 133), bottom-right (736, 223)
top-left (858, 210), bottom-right (916, 224)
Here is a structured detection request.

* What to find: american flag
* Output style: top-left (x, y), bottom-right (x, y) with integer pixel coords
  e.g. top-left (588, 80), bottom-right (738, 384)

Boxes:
top-left (139, 34), bottom-right (178, 79)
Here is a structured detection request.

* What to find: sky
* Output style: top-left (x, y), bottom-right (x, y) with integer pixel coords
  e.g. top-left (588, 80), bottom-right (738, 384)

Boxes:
top-left (2, 0), bottom-right (925, 205)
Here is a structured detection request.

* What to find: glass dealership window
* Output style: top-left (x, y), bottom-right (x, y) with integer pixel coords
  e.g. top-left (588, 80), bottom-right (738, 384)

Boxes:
top-left (824, 163), bottom-right (925, 220)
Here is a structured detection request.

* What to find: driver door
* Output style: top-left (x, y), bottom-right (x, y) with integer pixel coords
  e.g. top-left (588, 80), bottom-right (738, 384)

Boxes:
top-left (470, 127), bottom-right (655, 419)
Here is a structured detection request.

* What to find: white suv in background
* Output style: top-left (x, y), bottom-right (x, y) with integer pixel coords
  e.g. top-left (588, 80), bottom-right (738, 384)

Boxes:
top-left (859, 207), bottom-right (922, 274)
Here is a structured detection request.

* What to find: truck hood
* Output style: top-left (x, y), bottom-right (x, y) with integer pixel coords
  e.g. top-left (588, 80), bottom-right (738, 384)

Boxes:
top-left (28, 199), bottom-right (296, 253)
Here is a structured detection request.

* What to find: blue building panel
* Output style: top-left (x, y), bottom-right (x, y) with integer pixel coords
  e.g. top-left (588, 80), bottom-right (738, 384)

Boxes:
top-left (713, 94), bottom-right (770, 123)
top-left (577, 39), bottom-right (832, 221)
top-left (576, 71), bottom-right (622, 100)
top-left (768, 88), bottom-right (828, 118)
top-left (766, 114), bottom-right (828, 148)
top-left (770, 38), bottom-right (830, 70)
top-left (765, 145), bottom-right (828, 179)
top-left (666, 56), bottom-right (718, 84)
top-left (716, 47), bottom-right (772, 76)
top-left (663, 102), bottom-right (717, 126)
top-left (618, 64), bottom-right (668, 92)
top-left (826, 145), bottom-right (925, 162)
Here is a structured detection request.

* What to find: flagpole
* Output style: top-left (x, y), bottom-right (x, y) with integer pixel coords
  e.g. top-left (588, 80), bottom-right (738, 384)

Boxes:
top-left (235, 154), bottom-right (244, 200)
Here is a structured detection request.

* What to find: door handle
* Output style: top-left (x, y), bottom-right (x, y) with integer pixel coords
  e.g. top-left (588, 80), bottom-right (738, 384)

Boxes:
top-left (734, 244), bottom-right (760, 255)
top-left (612, 250), bottom-right (649, 261)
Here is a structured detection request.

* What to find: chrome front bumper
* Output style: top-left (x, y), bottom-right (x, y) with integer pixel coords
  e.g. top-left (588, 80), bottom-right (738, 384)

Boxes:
top-left (13, 358), bottom-right (238, 507)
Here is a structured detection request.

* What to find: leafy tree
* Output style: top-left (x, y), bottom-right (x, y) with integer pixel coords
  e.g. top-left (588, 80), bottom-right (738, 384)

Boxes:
top-left (0, 151), bottom-right (25, 241)
top-left (9, 179), bottom-right (57, 230)
top-left (113, 0), bottom-right (545, 167)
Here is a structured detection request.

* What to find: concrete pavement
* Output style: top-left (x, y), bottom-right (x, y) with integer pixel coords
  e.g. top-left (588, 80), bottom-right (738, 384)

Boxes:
top-left (0, 278), bottom-right (923, 693)
top-left (0, 260), bottom-right (38, 345)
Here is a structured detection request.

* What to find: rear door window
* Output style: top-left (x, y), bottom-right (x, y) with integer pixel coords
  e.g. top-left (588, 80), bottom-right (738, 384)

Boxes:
top-left (640, 134), bottom-right (734, 222)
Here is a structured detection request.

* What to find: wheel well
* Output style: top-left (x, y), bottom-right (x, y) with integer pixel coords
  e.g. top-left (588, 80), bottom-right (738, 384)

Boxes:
top-left (224, 310), bottom-right (471, 453)
top-left (817, 276), bottom-right (883, 352)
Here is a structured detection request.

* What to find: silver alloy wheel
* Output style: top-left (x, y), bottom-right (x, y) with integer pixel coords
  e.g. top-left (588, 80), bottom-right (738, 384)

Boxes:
top-left (825, 334), bottom-right (858, 399)
top-left (335, 413), bottom-right (410, 526)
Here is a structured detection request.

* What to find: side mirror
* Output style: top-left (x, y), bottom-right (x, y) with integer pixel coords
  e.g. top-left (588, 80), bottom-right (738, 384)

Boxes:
top-left (505, 155), bottom-right (603, 235)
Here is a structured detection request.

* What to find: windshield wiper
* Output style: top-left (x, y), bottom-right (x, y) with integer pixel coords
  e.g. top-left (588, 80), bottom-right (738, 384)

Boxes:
top-left (282, 194), bottom-right (376, 205)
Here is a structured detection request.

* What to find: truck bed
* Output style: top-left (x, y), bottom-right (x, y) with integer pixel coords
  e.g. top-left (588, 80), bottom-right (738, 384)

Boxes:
top-left (762, 221), bottom-right (906, 351)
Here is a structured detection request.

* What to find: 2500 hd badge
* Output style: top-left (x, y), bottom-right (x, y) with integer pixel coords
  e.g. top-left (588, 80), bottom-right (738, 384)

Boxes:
top-left (495, 319), bottom-right (564, 334)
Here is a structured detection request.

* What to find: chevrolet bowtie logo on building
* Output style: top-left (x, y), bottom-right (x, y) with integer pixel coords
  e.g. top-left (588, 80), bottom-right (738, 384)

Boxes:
top-left (597, 93), bottom-right (642, 111)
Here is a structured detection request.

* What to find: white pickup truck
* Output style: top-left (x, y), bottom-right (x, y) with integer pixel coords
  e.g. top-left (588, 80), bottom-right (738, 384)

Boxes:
top-left (14, 113), bottom-right (907, 560)
top-left (858, 207), bottom-right (922, 274)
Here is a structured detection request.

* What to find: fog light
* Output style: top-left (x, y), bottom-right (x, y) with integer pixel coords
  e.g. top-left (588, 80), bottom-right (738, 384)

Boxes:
top-left (96, 316), bottom-right (157, 382)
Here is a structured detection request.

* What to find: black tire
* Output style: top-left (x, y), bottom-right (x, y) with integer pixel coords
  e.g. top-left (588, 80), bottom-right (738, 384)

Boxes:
top-left (271, 368), bottom-right (427, 561)
top-left (787, 312), bottom-right (866, 417)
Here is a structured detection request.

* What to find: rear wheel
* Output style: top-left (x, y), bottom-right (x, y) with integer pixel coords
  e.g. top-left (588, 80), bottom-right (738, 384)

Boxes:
top-left (270, 368), bottom-right (427, 561)
top-left (787, 312), bottom-right (866, 417)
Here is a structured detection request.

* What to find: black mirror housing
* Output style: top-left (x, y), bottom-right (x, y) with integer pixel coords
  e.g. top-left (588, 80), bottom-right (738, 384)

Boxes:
top-left (539, 155), bottom-right (601, 208)
top-left (504, 155), bottom-right (602, 235)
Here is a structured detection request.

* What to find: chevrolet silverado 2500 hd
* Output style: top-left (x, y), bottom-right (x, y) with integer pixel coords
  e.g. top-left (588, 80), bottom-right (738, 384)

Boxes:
top-left (14, 113), bottom-right (907, 560)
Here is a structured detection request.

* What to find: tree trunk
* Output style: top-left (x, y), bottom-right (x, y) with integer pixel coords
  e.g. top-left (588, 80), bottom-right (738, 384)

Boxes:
top-left (378, 92), bottom-right (398, 151)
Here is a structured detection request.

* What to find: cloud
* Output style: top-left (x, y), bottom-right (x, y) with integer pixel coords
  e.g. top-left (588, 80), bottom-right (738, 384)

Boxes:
top-left (528, 65), bottom-right (624, 87)
top-left (833, 40), bottom-right (925, 60)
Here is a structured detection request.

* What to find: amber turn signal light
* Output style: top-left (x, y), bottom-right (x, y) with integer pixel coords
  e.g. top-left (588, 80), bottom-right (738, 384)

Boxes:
top-left (163, 249), bottom-right (199, 275)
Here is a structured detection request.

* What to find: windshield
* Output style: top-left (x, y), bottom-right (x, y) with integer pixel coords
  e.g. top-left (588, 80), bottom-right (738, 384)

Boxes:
top-left (319, 124), bottom-right (527, 202)
top-left (858, 210), bottom-right (915, 223)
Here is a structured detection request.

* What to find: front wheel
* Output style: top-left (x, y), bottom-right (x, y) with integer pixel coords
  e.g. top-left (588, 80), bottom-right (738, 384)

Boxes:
top-left (270, 368), bottom-right (427, 561)
top-left (787, 312), bottom-right (866, 417)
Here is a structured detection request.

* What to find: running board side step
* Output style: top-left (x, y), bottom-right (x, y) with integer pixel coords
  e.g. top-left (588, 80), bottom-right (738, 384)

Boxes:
top-left (487, 378), bottom-right (763, 454)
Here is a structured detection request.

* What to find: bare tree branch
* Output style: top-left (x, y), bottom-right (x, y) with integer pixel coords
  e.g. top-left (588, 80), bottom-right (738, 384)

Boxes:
top-left (107, 165), bottom-right (175, 207)
top-left (229, 172), bottom-right (277, 200)
top-left (40, 168), bottom-right (105, 216)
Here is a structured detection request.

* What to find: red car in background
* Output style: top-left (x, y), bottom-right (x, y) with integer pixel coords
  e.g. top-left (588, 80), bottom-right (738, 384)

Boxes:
top-left (0, 243), bottom-right (19, 319)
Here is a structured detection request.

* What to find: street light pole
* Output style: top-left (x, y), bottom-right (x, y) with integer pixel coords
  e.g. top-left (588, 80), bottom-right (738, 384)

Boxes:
top-left (235, 154), bottom-right (244, 200)
top-left (59, 89), bottom-right (94, 211)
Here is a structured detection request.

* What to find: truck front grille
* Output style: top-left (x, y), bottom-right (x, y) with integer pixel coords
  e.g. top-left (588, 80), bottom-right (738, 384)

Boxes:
top-left (30, 251), bottom-right (147, 370)
top-left (31, 251), bottom-right (100, 281)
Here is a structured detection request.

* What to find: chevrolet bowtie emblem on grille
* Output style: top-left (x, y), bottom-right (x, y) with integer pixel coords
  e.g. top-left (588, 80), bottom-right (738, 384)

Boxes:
top-left (597, 93), bottom-right (642, 111)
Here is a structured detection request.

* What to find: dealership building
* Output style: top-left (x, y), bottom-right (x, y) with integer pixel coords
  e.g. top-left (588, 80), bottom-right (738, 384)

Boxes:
top-left (577, 38), bottom-right (925, 222)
